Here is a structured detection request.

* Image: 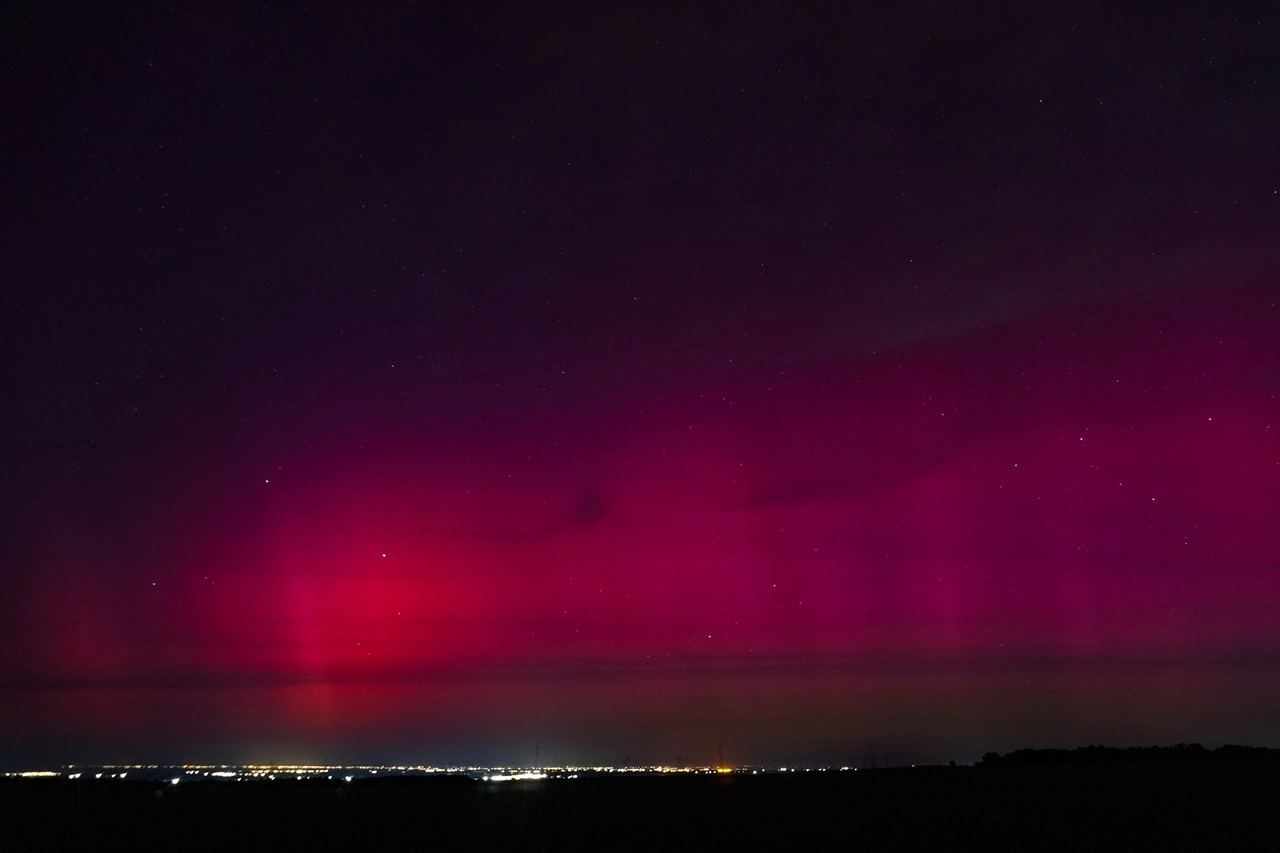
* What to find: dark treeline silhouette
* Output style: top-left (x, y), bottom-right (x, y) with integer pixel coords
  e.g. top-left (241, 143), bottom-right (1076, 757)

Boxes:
top-left (980, 743), bottom-right (1280, 765)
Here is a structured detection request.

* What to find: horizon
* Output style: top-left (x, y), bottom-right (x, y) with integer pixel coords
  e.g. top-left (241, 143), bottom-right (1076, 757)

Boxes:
top-left (8, 741), bottom-right (1279, 780)
top-left (4, 733), bottom-right (1278, 774)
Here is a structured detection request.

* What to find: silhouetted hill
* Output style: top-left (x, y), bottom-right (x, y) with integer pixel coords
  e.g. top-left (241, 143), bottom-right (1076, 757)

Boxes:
top-left (980, 743), bottom-right (1280, 765)
top-left (4, 749), bottom-right (1280, 851)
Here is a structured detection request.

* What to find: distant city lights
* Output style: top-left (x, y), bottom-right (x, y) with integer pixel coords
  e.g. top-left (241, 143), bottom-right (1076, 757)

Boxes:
top-left (2, 762), bottom-right (909, 784)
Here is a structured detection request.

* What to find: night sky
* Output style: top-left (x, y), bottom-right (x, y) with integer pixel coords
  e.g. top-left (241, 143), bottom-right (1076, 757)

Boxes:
top-left (3, 3), bottom-right (1279, 768)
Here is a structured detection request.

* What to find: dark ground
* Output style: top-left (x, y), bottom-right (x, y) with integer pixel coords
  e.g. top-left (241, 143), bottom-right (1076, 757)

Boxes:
top-left (4, 755), bottom-right (1280, 851)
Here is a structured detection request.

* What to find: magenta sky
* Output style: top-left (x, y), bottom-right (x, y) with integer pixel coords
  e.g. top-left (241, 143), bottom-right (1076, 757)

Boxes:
top-left (6, 272), bottom-right (1277, 766)
top-left (3, 5), bottom-right (1279, 766)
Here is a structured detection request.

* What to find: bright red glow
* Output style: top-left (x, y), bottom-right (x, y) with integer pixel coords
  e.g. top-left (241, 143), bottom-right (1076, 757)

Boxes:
top-left (5, 285), bottom-right (1278, 765)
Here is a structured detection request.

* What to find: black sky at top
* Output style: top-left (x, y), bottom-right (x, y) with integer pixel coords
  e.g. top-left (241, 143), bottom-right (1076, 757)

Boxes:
top-left (3, 1), bottom-right (1278, 577)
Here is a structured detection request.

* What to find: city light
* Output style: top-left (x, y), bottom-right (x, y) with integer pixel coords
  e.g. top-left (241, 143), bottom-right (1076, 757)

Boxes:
top-left (3, 763), bottom-right (884, 783)
top-left (483, 772), bottom-right (547, 782)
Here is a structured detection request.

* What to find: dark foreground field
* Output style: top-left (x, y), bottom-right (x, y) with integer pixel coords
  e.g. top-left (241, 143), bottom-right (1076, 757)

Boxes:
top-left (4, 757), bottom-right (1280, 851)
